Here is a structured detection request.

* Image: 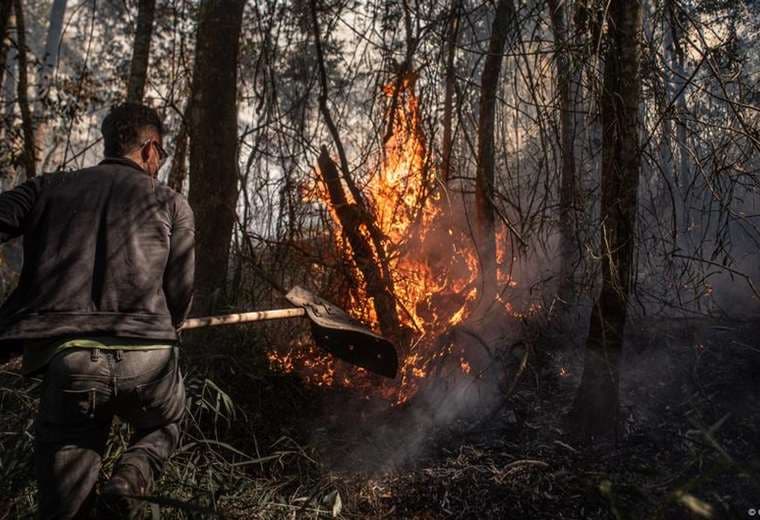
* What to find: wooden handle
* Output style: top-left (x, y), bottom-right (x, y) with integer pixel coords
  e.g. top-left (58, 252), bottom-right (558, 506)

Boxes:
top-left (180, 307), bottom-right (306, 330)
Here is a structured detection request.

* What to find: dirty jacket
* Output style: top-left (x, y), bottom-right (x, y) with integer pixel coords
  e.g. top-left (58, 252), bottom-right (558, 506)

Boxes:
top-left (0, 157), bottom-right (195, 342)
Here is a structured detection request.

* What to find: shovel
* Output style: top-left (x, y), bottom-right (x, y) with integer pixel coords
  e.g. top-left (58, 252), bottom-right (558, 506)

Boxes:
top-left (180, 286), bottom-right (398, 378)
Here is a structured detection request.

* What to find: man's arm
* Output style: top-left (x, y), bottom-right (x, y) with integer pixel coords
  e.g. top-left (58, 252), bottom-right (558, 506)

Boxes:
top-left (164, 194), bottom-right (195, 329)
top-left (0, 178), bottom-right (41, 243)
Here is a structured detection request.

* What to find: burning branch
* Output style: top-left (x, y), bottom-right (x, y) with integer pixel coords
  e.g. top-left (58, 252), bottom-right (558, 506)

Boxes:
top-left (316, 148), bottom-right (403, 342)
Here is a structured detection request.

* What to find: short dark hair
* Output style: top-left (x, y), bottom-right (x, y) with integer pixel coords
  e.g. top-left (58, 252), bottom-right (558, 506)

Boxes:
top-left (101, 102), bottom-right (164, 157)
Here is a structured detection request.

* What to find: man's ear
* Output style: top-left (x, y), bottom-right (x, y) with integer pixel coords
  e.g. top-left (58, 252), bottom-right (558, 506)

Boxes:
top-left (140, 141), bottom-right (151, 164)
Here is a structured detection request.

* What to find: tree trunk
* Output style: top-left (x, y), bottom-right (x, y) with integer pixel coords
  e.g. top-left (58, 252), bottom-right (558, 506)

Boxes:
top-left (188, 0), bottom-right (246, 313)
top-left (168, 117), bottom-right (188, 193)
top-left (475, 0), bottom-right (516, 308)
top-left (547, 0), bottom-right (580, 303)
top-left (666, 0), bottom-right (690, 237)
top-left (126, 0), bottom-right (156, 102)
top-left (2, 41), bottom-right (16, 122)
top-left (441, 0), bottom-right (460, 184)
top-left (0, 0), bottom-right (13, 99)
top-left (168, 101), bottom-right (190, 193)
top-left (317, 148), bottom-right (402, 341)
top-left (1, 12), bottom-right (16, 179)
top-left (14, 0), bottom-right (35, 179)
top-left (37, 0), bottom-right (68, 101)
top-left (33, 0), bottom-right (67, 162)
top-left (567, 0), bottom-right (642, 442)
top-left (658, 0), bottom-right (675, 206)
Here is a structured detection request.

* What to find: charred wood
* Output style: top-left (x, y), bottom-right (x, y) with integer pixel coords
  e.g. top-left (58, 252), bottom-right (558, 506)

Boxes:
top-left (316, 147), bottom-right (403, 343)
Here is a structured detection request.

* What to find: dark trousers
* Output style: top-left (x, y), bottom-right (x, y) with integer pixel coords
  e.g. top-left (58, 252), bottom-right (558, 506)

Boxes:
top-left (34, 347), bottom-right (185, 519)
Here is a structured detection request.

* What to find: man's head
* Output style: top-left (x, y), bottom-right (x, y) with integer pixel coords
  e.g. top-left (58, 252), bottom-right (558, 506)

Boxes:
top-left (101, 103), bottom-right (168, 177)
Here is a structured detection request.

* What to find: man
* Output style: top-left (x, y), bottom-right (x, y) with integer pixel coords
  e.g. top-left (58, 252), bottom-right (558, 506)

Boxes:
top-left (0, 103), bottom-right (195, 519)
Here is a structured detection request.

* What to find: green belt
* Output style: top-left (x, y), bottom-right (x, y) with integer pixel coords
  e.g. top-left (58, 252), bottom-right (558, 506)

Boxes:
top-left (22, 336), bottom-right (174, 376)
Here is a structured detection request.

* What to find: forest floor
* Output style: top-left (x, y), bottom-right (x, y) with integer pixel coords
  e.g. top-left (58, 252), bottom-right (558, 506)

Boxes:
top-left (1, 314), bottom-right (758, 519)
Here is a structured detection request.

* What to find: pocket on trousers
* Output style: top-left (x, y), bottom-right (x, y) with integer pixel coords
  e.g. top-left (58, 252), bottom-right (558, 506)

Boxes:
top-left (39, 386), bottom-right (107, 428)
top-left (136, 367), bottom-right (176, 412)
top-left (62, 388), bottom-right (97, 418)
top-left (133, 368), bottom-right (185, 428)
top-left (130, 349), bottom-right (185, 428)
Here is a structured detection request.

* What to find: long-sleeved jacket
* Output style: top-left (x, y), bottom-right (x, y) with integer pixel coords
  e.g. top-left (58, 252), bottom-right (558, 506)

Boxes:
top-left (0, 157), bottom-right (194, 342)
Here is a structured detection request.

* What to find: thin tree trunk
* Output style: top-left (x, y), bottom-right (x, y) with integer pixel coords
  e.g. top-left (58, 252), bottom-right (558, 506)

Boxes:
top-left (659, 4), bottom-right (675, 186)
top-left (37, 0), bottom-right (67, 101)
top-left (168, 120), bottom-right (188, 193)
top-left (548, 0), bottom-right (580, 303)
top-left (0, 0), bottom-right (13, 99)
top-left (441, 0), bottom-right (460, 184)
top-left (188, 0), bottom-right (246, 313)
top-left (33, 0), bottom-right (67, 163)
top-left (14, 0), bottom-right (35, 179)
top-left (475, 0), bottom-right (516, 308)
top-left (3, 41), bottom-right (16, 121)
top-left (429, 0), bottom-right (462, 288)
top-left (126, 0), bottom-right (156, 102)
top-left (1, 13), bottom-right (16, 181)
top-left (168, 103), bottom-right (190, 193)
top-left (666, 0), bottom-right (690, 237)
top-left (654, 0), bottom-right (678, 242)
top-left (572, 0), bottom-right (589, 163)
top-left (568, 0), bottom-right (643, 442)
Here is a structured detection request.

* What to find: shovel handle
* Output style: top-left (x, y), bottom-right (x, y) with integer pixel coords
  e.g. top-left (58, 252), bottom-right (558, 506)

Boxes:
top-left (180, 308), bottom-right (306, 330)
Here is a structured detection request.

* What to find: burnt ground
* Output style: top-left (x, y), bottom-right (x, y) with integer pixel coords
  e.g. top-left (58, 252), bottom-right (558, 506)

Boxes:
top-left (309, 316), bottom-right (760, 519)
top-left (1, 316), bottom-right (759, 519)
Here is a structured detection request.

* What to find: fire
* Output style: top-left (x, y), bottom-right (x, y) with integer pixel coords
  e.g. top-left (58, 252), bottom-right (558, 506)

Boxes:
top-left (269, 73), bottom-right (515, 401)
top-left (267, 336), bottom-right (337, 387)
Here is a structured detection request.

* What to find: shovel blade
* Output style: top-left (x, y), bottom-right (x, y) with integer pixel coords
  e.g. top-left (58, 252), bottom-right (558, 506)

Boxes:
top-left (311, 323), bottom-right (398, 378)
top-left (286, 286), bottom-right (399, 378)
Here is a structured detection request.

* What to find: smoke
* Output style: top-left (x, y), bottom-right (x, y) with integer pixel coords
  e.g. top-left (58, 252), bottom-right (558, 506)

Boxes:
top-left (310, 198), bottom-right (579, 471)
top-left (314, 304), bottom-right (525, 472)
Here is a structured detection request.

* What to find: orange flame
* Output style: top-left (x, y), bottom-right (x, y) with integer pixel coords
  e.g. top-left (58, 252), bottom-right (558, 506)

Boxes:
top-left (270, 73), bottom-right (516, 402)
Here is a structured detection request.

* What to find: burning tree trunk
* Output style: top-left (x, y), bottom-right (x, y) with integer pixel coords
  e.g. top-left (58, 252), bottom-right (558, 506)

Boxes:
top-left (13, 0), bottom-right (35, 179)
top-left (475, 0), bottom-right (516, 308)
top-left (568, 0), bottom-right (642, 442)
top-left (317, 148), bottom-right (402, 341)
top-left (126, 0), bottom-right (156, 103)
top-left (188, 0), bottom-right (246, 312)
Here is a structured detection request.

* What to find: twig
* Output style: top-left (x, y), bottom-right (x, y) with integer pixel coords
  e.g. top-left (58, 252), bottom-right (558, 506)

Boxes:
top-left (672, 253), bottom-right (760, 300)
